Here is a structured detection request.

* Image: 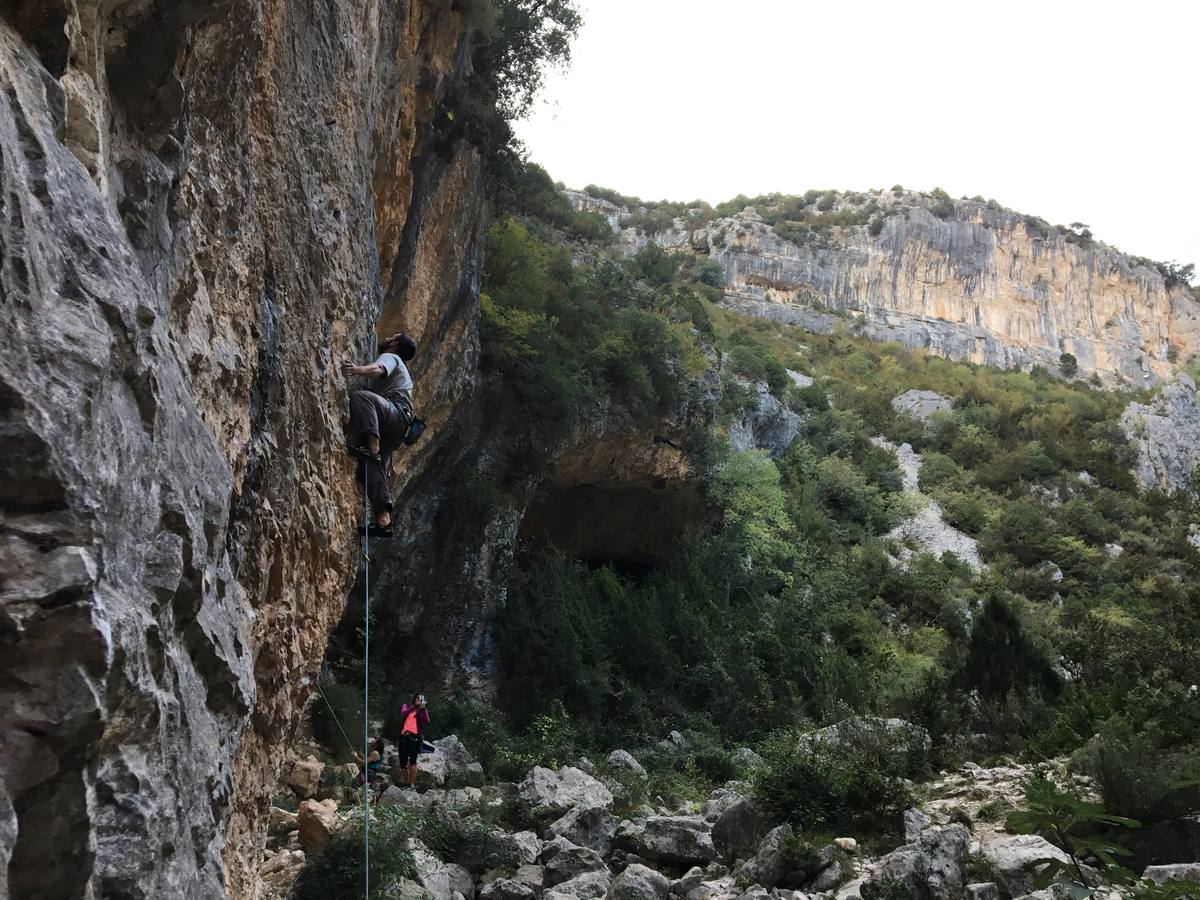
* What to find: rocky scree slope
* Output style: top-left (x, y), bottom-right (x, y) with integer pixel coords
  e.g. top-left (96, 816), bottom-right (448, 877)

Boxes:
top-left (0, 2), bottom-right (485, 897)
top-left (568, 189), bottom-right (1200, 388)
top-left (264, 733), bottom-right (1192, 900)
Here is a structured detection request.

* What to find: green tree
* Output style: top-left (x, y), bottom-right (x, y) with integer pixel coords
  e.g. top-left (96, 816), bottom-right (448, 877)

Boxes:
top-left (472, 0), bottom-right (583, 121)
top-left (1060, 352), bottom-right (1079, 377)
top-left (711, 451), bottom-right (797, 593)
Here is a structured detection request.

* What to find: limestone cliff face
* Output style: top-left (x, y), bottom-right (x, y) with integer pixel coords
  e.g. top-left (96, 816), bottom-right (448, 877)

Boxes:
top-left (0, 2), bottom-right (483, 897)
top-left (572, 191), bottom-right (1200, 387)
top-left (1120, 374), bottom-right (1200, 493)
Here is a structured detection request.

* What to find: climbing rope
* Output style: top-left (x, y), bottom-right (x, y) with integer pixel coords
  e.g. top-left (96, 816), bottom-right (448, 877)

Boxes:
top-left (314, 681), bottom-right (357, 754)
top-left (362, 460), bottom-right (371, 898)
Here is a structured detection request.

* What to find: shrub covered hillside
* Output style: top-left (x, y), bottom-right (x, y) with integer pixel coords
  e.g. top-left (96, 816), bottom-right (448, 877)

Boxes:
top-left (446, 163), bottom-right (1200, 841)
top-left (310, 164), bottom-right (1199, 885)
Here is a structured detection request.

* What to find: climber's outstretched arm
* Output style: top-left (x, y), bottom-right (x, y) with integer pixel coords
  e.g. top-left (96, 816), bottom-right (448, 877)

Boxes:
top-left (341, 360), bottom-right (387, 378)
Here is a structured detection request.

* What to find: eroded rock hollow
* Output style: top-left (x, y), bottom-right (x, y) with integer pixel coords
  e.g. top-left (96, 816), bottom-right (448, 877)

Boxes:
top-left (0, 1), bottom-right (483, 896)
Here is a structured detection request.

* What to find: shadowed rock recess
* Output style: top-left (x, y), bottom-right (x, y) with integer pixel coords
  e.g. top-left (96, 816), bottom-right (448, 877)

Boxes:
top-left (0, 2), bottom-right (484, 896)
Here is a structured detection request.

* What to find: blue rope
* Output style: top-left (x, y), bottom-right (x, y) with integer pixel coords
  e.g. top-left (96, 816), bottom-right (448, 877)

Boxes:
top-left (362, 460), bottom-right (370, 898)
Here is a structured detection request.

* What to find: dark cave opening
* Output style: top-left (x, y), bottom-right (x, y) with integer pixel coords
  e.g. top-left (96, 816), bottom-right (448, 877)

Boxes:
top-left (516, 479), bottom-right (708, 574)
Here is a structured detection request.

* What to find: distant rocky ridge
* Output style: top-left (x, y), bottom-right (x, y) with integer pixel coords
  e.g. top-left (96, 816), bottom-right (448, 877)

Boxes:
top-left (565, 189), bottom-right (1200, 388)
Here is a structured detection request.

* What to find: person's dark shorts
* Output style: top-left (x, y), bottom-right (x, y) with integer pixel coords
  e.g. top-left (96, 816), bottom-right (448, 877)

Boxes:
top-left (400, 734), bottom-right (421, 767)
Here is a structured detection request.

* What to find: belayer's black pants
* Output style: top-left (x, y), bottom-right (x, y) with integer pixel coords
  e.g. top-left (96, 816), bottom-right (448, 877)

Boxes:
top-left (348, 390), bottom-right (411, 513)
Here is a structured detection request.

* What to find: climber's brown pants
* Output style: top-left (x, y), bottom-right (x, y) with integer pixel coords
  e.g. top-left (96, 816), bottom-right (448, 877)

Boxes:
top-left (349, 390), bottom-right (411, 512)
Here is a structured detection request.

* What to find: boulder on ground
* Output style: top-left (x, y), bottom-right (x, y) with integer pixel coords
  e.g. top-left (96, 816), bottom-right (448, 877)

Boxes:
top-left (671, 866), bottom-right (705, 896)
top-left (542, 837), bottom-right (608, 887)
top-left (546, 868), bottom-right (611, 899)
top-left (609, 862), bottom-right (670, 900)
top-left (810, 858), bottom-right (846, 892)
top-left (633, 816), bottom-right (717, 867)
top-left (520, 766), bottom-right (615, 817)
top-left (414, 755), bottom-right (447, 788)
top-left (730, 747), bottom-right (763, 771)
top-left (904, 807), bottom-right (932, 843)
top-left (660, 731), bottom-right (687, 754)
top-left (480, 880), bottom-right (537, 900)
top-left (736, 825), bottom-right (792, 890)
top-left (378, 785), bottom-right (435, 811)
top-left (980, 834), bottom-right (1076, 897)
top-left (681, 875), bottom-right (737, 900)
top-left (860, 823), bottom-right (969, 899)
top-left (269, 806), bottom-right (298, 828)
top-left (549, 804), bottom-right (618, 855)
top-left (965, 883), bottom-right (1000, 900)
top-left (514, 864), bottom-right (546, 891)
top-left (892, 389), bottom-right (953, 425)
top-left (1143, 863), bottom-right (1200, 884)
top-left (287, 756), bottom-right (324, 799)
top-left (439, 787), bottom-right (483, 811)
top-left (602, 775), bottom-right (630, 804)
top-left (259, 848), bottom-right (305, 896)
top-left (502, 830), bottom-right (540, 865)
top-left (296, 799), bottom-right (340, 851)
top-left (406, 836), bottom-right (476, 898)
top-left (700, 788), bottom-right (743, 822)
top-left (711, 797), bottom-right (768, 861)
top-left (834, 837), bottom-right (857, 853)
top-left (607, 749), bottom-right (648, 779)
top-left (417, 735), bottom-right (485, 788)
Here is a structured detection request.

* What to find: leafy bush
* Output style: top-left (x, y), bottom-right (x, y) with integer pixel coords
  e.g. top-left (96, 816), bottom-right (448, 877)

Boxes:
top-left (1060, 352), bottom-right (1079, 377)
top-left (930, 197), bottom-right (955, 219)
top-left (812, 455), bottom-right (898, 535)
top-left (294, 805), bottom-right (518, 900)
top-left (937, 487), bottom-right (992, 534)
top-left (960, 593), bottom-right (1061, 702)
top-left (753, 720), bottom-right (928, 831)
top-left (1006, 770), bottom-right (1140, 893)
top-left (918, 452), bottom-right (969, 494)
top-left (980, 500), bottom-right (1055, 566)
top-left (726, 343), bottom-right (790, 396)
top-left (1074, 726), bottom-right (1200, 825)
top-left (293, 806), bottom-right (419, 900)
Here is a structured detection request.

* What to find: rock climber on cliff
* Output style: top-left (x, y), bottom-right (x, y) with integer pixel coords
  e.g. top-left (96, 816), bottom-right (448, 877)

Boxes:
top-left (342, 332), bottom-right (417, 537)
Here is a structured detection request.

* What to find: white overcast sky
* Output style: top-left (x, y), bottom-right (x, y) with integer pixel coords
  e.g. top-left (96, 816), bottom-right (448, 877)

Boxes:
top-left (516, 0), bottom-right (1200, 272)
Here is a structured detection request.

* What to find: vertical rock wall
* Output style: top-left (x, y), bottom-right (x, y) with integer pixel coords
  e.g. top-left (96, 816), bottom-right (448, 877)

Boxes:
top-left (0, 1), bottom-right (484, 897)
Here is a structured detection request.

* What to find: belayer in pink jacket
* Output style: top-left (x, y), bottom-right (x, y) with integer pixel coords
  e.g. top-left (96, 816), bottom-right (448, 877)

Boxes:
top-left (396, 694), bottom-right (429, 787)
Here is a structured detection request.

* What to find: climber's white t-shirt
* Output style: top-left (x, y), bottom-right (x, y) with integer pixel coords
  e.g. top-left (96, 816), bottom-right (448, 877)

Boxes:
top-left (370, 353), bottom-right (413, 406)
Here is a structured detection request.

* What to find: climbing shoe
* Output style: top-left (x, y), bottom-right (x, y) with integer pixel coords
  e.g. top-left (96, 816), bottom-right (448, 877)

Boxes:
top-left (348, 444), bottom-right (381, 463)
top-left (358, 522), bottom-right (393, 538)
